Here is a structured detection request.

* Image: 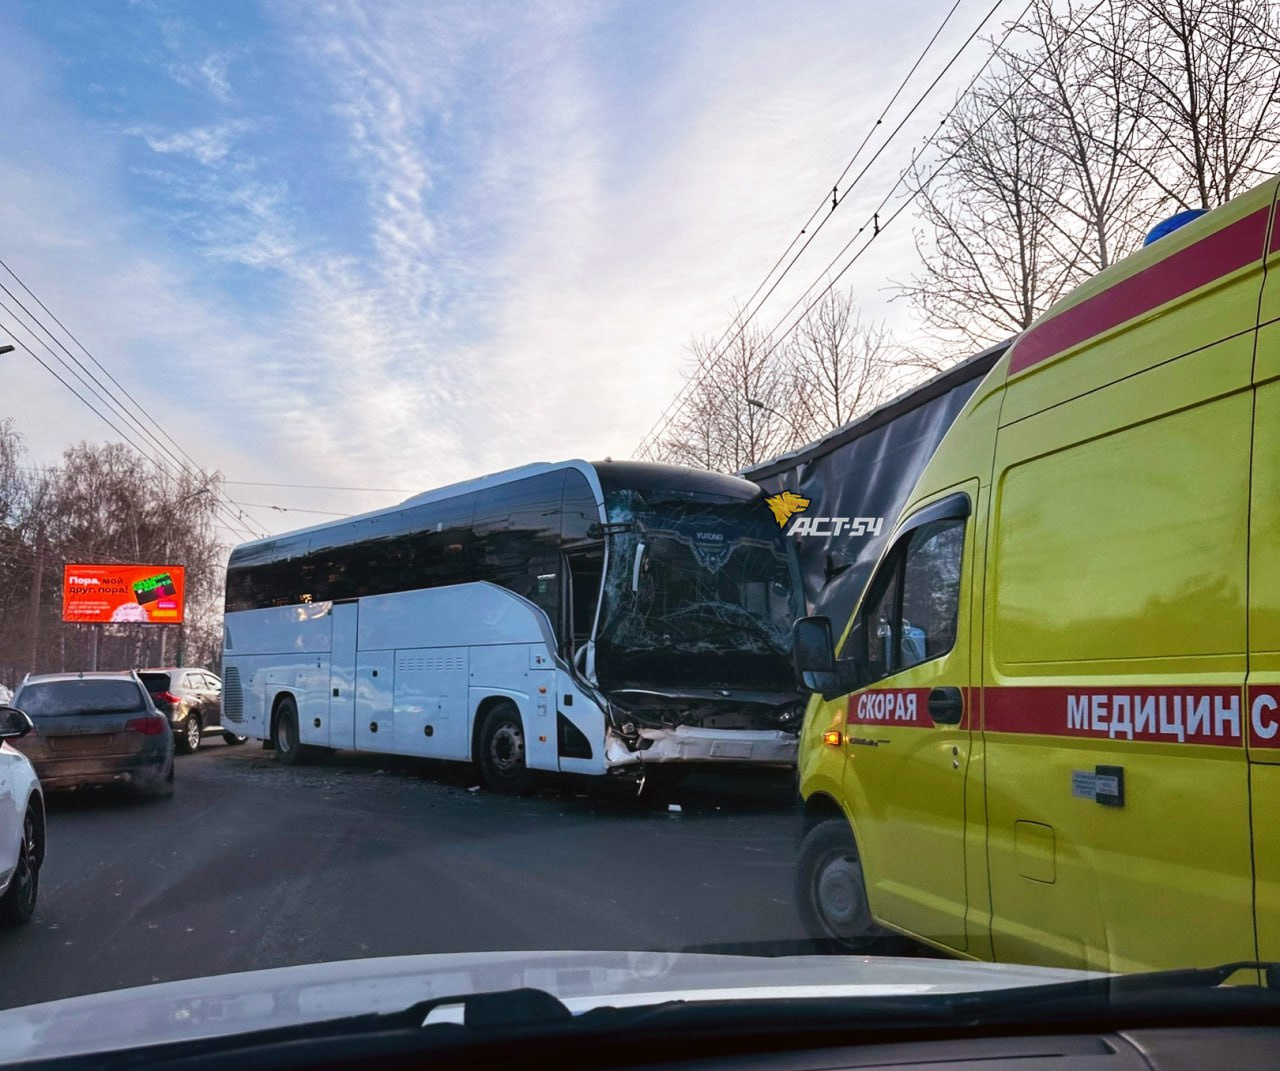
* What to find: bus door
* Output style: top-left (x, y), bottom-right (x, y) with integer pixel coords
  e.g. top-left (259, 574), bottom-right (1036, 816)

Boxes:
top-left (327, 601), bottom-right (358, 749)
top-left (839, 486), bottom-right (977, 953)
top-left (563, 546), bottom-right (604, 673)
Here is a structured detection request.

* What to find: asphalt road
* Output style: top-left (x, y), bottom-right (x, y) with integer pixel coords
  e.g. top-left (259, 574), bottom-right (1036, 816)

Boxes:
top-left (0, 741), bottom-right (816, 1010)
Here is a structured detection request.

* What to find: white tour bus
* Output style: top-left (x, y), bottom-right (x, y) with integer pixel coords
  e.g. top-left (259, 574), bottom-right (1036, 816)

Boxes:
top-left (221, 460), bottom-right (805, 792)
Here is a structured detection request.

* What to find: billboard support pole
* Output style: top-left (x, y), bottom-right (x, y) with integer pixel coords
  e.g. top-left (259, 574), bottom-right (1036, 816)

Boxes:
top-left (89, 625), bottom-right (99, 672)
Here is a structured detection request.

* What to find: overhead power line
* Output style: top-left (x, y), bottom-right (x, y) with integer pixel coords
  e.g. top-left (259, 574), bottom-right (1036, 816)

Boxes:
top-left (633, 0), bottom-right (1011, 457)
top-left (633, 0), bottom-right (1087, 457)
top-left (0, 312), bottom-right (260, 543)
top-left (0, 259), bottom-right (211, 479)
top-left (694, 0), bottom-right (1107, 395)
top-left (223, 480), bottom-right (419, 494)
top-left (659, 0), bottom-right (970, 410)
top-left (228, 501), bottom-right (350, 517)
top-left (0, 261), bottom-right (267, 541)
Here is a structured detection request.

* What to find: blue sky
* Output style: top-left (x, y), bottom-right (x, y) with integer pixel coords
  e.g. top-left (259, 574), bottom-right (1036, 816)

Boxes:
top-left (0, 0), bottom-right (996, 536)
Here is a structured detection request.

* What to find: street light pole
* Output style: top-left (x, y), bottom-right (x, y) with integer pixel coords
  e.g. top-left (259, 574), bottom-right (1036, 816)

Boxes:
top-left (746, 396), bottom-right (806, 440)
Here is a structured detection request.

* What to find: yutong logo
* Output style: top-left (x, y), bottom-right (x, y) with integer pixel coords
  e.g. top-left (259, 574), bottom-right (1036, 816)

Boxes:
top-left (765, 491), bottom-right (884, 538)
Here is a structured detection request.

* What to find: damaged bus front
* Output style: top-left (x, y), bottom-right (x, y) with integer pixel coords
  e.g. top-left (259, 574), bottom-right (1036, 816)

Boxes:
top-left (590, 462), bottom-right (805, 771)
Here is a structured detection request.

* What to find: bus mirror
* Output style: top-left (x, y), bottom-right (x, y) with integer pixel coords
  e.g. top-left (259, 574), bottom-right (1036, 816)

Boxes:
top-left (793, 616), bottom-right (838, 694)
top-left (631, 542), bottom-right (647, 593)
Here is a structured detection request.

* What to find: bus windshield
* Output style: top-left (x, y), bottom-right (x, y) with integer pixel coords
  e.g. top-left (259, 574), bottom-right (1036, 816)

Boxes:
top-left (595, 489), bottom-right (800, 693)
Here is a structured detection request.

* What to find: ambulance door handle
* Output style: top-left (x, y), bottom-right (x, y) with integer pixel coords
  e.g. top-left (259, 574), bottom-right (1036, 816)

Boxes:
top-left (928, 686), bottom-right (964, 725)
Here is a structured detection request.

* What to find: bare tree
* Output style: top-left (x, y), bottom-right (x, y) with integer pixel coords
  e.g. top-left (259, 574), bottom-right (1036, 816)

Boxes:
top-left (788, 288), bottom-right (896, 435)
top-left (1014, 0), bottom-right (1165, 270)
top-left (655, 312), bottom-right (796, 473)
top-left (1092, 0), bottom-right (1280, 211)
top-left (899, 59), bottom-right (1084, 348)
top-left (0, 432), bottom-right (228, 684)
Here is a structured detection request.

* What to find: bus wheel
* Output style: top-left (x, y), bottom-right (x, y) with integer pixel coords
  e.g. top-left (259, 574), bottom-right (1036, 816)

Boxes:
top-left (273, 698), bottom-right (308, 766)
top-left (477, 701), bottom-right (534, 795)
top-left (796, 817), bottom-right (876, 950)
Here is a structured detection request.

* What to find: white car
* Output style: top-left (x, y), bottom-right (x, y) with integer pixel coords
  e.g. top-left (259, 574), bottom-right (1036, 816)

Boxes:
top-left (0, 705), bottom-right (44, 926)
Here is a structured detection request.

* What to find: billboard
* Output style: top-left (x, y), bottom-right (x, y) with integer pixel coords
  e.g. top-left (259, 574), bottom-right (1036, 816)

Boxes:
top-left (62, 565), bottom-right (186, 624)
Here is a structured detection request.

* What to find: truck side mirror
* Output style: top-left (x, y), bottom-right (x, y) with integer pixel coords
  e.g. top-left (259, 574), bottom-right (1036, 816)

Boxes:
top-left (792, 616), bottom-right (838, 694)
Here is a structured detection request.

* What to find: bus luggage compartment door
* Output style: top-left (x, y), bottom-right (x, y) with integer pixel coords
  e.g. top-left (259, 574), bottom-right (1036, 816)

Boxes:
top-left (326, 601), bottom-right (358, 750)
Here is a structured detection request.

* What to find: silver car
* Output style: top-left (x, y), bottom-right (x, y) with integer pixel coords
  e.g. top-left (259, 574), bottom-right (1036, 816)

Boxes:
top-left (0, 705), bottom-right (44, 926)
top-left (9, 671), bottom-right (174, 799)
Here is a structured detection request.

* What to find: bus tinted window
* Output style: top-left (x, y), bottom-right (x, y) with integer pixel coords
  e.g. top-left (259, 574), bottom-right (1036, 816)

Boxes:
top-left (414, 497), bottom-right (476, 589)
top-left (472, 472), bottom-right (565, 628)
top-left (561, 470), bottom-right (601, 544)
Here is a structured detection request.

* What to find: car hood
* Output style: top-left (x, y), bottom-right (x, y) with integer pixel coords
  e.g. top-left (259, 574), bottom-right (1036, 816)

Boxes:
top-left (0, 950), bottom-right (1105, 1062)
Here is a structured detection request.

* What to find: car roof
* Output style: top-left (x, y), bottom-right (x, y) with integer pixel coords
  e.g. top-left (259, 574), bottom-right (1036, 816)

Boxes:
top-left (21, 670), bottom-right (141, 685)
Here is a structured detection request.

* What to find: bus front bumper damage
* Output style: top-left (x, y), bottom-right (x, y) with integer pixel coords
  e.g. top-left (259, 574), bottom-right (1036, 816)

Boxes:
top-left (603, 725), bottom-right (798, 767)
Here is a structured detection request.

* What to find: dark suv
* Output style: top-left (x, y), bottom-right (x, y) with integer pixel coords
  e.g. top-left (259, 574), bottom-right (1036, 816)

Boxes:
top-left (137, 668), bottom-right (246, 754)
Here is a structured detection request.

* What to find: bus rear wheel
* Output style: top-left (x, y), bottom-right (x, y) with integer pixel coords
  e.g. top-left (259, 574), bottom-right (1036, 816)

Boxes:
top-left (477, 701), bottom-right (535, 795)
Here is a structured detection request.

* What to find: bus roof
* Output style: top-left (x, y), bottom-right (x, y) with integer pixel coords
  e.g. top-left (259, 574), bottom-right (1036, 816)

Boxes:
top-left (227, 458), bottom-right (762, 558)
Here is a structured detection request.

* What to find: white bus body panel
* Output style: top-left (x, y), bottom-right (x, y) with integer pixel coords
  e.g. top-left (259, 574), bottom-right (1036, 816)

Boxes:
top-left (224, 583), bottom-right (608, 774)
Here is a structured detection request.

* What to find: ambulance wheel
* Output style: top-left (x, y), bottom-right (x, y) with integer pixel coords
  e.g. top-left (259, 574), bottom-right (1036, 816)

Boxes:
top-left (797, 817), bottom-right (876, 950)
top-left (477, 701), bottom-right (535, 795)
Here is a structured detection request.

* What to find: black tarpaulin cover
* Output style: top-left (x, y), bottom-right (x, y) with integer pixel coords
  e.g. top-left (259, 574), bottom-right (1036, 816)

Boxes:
top-left (742, 342), bottom-right (1009, 631)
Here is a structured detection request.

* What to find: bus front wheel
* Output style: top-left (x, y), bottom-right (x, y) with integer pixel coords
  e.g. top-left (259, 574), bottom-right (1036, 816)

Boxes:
top-left (273, 698), bottom-right (309, 766)
top-left (477, 701), bottom-right (535, 795)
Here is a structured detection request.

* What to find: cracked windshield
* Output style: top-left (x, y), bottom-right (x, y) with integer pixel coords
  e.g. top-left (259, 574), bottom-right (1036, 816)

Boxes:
top-left (2, 0), bottom-right (1280, 1066)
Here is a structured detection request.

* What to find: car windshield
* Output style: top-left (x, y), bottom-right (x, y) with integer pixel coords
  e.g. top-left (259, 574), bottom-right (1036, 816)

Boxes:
top-left (2, 0), bottom-right (1280, 1061)
top-left (16, 681), bottom-right (147, 717)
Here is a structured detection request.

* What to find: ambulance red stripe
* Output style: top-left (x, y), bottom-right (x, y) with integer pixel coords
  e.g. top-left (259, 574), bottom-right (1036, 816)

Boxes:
top-left (1008, 206), bottom-right (1272, 376)
top-left (846, 683), bottom-right (1280, 749)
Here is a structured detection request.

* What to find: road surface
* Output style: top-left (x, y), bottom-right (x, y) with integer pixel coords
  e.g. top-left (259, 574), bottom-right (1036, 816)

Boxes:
top-left (0, 741), bottom-right (820, 1009)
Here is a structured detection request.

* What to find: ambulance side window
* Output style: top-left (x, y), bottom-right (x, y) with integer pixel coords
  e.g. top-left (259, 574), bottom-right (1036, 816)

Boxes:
top-left (899, 520), bottom-right (964, 670)
top-left (859, 517), bottom-right (965, 683)
top-left (862, 556), bottom-right (902, 683)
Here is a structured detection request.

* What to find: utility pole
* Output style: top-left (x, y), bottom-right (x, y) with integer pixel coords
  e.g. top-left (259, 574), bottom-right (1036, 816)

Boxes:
top-left (26, 528), bottom-right (43, 676)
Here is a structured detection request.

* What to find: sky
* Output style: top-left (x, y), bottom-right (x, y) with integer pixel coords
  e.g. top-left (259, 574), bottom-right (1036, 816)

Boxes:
top-left (0, 0), bottom-right (1008, 540)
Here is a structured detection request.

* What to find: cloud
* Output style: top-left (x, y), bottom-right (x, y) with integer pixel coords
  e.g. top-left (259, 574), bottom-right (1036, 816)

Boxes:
top-left (133, 120), bottom-right (253, 166)
top-left (1, 0), bottom-right (993, 535)
top-left (198, 52), bottom-right (234, 103)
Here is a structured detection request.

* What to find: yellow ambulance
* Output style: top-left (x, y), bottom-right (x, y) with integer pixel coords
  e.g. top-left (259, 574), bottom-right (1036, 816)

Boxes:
top-left (792, 174), bottom-right (1280, 973)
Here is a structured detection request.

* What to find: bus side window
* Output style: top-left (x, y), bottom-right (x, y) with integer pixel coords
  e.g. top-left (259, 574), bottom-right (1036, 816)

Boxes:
top-left (413, 497), bottom-right (476, 589)
top-left (472, 472), bottom-right (566, 628)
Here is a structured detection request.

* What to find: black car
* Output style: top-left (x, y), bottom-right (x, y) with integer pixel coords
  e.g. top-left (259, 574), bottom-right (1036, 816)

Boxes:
top-left (10, 671), bottom-right (173, 798)
top-left (137, 668), bottom-right (246, 754)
